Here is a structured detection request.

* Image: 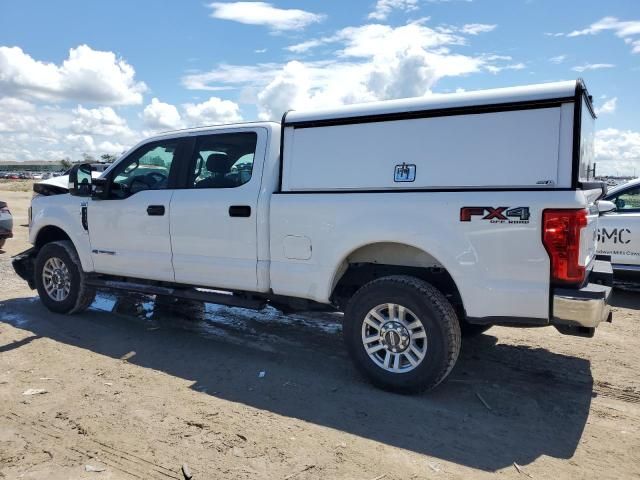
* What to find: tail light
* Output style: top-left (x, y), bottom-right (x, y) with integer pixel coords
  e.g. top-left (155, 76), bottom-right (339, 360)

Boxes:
top-left (542, 209), bottom-right (588, 285)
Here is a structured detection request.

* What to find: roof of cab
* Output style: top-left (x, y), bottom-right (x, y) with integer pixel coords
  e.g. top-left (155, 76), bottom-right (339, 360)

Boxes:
top-left (285, 80), bottom-right (584, 125)
top-left (148, 121), bottom-right (280, 141)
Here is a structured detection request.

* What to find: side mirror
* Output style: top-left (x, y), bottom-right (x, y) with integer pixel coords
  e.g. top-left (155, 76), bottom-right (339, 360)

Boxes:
top-left (92, 177), bottom-right (109, 199)
top-left (68, 163), bottom-right (93, 197)
top-left (597, 200), bottom-right (616, 214)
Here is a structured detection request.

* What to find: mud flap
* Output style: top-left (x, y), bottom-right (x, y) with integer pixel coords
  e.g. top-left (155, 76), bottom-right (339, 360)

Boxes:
top-left (12, 247), bottom-right (37, 290)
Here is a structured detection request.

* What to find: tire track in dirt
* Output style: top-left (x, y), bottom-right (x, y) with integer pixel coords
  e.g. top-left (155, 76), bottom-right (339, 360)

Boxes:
top-left (4, 412), bottom-right (183, 479)
top-left (471, 349), bottom-right (640, 405)
top-left (595, 382), bottom-right (640, 404)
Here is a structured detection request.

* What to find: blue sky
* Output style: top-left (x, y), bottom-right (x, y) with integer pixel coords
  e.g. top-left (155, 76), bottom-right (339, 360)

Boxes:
top-left (0, 0), bottom-right (638, 174)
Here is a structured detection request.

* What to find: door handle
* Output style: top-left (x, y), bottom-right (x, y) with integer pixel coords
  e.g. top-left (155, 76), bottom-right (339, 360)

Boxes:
top-left (147, 205), bottom-right (165, 216)
top-left (229, 205), bottom-right (251, 217)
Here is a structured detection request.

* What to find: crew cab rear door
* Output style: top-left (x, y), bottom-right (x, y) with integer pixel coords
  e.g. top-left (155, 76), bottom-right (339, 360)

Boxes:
top-left (169, 128), bottom-right (267, 291)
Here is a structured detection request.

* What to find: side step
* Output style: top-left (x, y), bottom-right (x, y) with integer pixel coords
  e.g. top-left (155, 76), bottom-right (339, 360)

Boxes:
top-left (85, 278), bottom-right (267, 310)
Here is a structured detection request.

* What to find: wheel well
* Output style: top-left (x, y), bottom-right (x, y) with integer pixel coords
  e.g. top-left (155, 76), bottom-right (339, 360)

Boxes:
top-left (35, 225), bottom-right (72, 249)
top-left (330, 243), bottom-right (465, 318)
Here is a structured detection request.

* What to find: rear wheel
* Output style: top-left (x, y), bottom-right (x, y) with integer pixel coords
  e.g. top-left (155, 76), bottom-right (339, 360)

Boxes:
top-left (343, 275), bottom-right (461, 393)
top-left (35, 241), bottom-right (95, 314)
top-left (0, 239), bottom-right (5, 249)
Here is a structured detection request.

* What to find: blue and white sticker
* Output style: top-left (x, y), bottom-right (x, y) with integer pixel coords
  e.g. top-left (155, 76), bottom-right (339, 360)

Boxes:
top-left (394, 163), bottom-right (416, 182)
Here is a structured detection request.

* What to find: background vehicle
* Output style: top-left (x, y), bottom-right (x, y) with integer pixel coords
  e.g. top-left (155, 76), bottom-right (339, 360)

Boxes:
top-left (13, 80), bottom-right (613, 392)
top-left (0, 201), bottom-right (13, 250)
top-left (598, 178), bottom-right (640, 277)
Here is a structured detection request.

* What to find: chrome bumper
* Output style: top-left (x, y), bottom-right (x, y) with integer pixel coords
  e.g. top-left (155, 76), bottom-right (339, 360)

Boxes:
top-left (551, 259), bottom-right (613, 335)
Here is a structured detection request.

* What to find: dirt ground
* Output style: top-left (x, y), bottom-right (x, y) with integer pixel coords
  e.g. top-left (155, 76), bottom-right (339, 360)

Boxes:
top-left (1, 182), bottom-right (639, 480)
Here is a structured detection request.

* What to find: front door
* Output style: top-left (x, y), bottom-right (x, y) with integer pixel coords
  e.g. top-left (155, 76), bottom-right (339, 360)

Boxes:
top-left (170, 128), bottom-right (266, 291)
top-left (88, 138), bottom-right (185, 282)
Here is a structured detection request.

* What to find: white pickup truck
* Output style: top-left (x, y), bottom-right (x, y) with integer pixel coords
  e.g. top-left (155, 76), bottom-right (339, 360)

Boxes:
top-left (13, 79), bottom-right (614, 392)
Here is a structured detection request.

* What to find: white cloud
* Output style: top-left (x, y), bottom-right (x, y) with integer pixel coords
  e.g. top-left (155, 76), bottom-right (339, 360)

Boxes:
top-left (0, 97), bottom-right (138, 161)
top-left (460, 23), bottom-right (496, 35)
top-left (0, 45), bottom-right (147, 105)
top-left (0, 97), bottom-right (38, 133)
top-left (571, 63), bottom-right (615, 72)
top-left (286, 39), bottom-right (327, 54)
top-left (567, 17), bottom-right (640, 54)
top-left (595, 128), bottom-right (640, 176)
top-left (595, 97), bottom-right (617, 116)
top-left (207, 2), bottom-right (324, 31)
top-left (568, 17), bottom-right (640, 38)
top-left (65, 133), bottom-right (97, 152)
top-left (185, 21), bottom-right (519, 121)
top-left (183, 97), bottom-right (243, 125)
top-left (549, 54), bottom-right (567, 64)
top-left (629, 38), bottom-right (640, 54)
top-left (71, 105), bottom-right (132, 137)
top-left (483, 62), bottom-right (525, 74)
top-left (96, 140), bottom-right (127, 154)
top-left (368, 0), bottom-right (419, 21)
top-left (182, 63), bottom-right (281, 91)
top-left (142, 98), bottom-right (183, 130)
top-left (141, 96), bottom-right (243, 132)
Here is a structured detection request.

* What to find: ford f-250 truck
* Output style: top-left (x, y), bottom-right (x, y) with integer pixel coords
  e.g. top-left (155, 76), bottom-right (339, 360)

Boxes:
top-left (13, 79), bottom-right (614, 392)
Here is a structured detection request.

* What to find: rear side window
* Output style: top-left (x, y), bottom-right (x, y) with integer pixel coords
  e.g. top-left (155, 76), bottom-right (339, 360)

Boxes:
top-left (188, 132), bottom-right (257, 189)
top-left (578, 95), bottom-right (596, 182)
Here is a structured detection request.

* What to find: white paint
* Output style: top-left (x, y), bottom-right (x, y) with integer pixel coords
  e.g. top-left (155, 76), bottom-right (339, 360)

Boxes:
top-left (170, 127), bottom-right (269, 291)
top-left (286, 80), bottom-right (577, 124)
top-left (283, 235), bottom-right (312, 260)
top-left (27, 80), bottom-right (603, 324)
top-left (283, 107), bottom-right (563, 190)
top-left (88, 189), bottom-right (175, 282)
top-left (598, 179), bottom-right (640, 267)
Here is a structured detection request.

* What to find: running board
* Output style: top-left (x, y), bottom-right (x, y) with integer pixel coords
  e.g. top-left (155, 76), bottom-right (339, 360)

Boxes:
top-left (85, 278), bottom-right (267, 310)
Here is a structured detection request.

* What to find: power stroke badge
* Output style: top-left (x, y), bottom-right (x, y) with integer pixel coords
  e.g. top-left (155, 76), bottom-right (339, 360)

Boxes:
top-left (460, 207), bottom-right (530, 224)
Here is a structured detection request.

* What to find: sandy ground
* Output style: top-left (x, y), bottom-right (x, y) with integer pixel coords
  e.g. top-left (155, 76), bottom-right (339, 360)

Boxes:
top-left (1, 183), bottom-right (639, 480)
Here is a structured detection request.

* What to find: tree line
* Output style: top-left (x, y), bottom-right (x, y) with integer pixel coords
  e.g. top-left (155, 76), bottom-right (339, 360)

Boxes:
top-left (59, 153), bottom-right (118, 170)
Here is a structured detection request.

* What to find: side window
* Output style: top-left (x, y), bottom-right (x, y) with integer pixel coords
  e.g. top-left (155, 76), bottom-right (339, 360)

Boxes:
top-left (110, 140), bottom-right (179, 199)
top-left (188, 132), bottom-right (257, 189)
top-left (612, 187), bottom-right (640, 211)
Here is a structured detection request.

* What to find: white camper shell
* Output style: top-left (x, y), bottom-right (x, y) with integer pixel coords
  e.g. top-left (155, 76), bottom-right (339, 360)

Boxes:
top-left (281, 80), bottom-right (596, 192)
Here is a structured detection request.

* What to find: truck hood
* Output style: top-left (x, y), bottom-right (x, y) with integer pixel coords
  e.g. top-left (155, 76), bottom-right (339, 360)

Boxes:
top-left (39, 175), bottom-right (70, 191)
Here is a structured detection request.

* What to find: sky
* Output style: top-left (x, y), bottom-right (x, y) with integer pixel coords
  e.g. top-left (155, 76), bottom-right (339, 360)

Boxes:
top-left (0, 0), bottom-right (638, 175)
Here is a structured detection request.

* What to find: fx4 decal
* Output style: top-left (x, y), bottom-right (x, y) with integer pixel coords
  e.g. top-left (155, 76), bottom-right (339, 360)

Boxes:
top-left (460, 206), bottom-right (530, 224)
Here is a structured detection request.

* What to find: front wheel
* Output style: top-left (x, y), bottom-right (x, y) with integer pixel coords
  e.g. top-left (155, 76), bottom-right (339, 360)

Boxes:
top-left (343, 275), bottom-right (461, 393)
top-left (35, 240), bottom-right (95, 314)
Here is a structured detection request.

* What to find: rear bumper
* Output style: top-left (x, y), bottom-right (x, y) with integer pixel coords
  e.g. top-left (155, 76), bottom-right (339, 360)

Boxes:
top-left (12, 247), bottom-right (37, 289)
top-left (551, 259), bottom-right (613, 334)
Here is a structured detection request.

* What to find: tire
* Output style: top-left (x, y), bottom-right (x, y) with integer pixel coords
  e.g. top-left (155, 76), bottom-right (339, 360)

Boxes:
top-left (0, 238), bottom-right (5, 249)
top-left (460, 322), bottom-right (492, 337)
top-left (344, 275), bottom-right (461, 393)
top-left (35, 240), bottom-right (96, 314)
